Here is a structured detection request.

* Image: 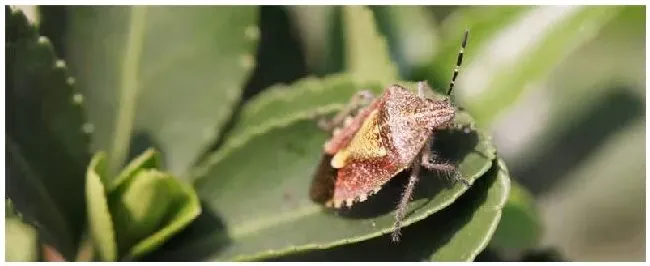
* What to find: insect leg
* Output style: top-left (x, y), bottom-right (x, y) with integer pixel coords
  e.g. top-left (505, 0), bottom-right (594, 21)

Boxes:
top-left (391, 154), bottom-right (422, 242)
top-left (420, 135), bottom-right (471, 187)
top-left (318, 90), bottom-right (375, 132)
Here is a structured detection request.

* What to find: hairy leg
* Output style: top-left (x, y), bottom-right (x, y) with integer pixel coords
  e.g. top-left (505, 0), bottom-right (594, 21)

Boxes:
top-left (420, 135), bottom-right (471, 186)
top-left (392, 154), bottom-right (422, 242)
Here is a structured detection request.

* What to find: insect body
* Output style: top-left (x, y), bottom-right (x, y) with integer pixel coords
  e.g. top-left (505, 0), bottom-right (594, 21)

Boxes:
top-left (310, 30), bottom-right (471, 242)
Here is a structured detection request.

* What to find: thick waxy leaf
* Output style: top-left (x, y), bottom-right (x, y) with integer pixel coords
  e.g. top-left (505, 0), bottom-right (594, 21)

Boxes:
top-left (343, 6), bottom-right (399, 84)
top-left (86, 150), bottom-right (201, 261)
top-left (269, 158), bottom-right (510, 261)
top-left (6, 6), bottom-right (90, 260)
top-left (154, 76), bottom-right (496, 261)
top-left (66, 6), bottom-right (259, 176)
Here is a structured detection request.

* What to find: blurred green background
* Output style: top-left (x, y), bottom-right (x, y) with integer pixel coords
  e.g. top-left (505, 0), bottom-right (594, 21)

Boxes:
top-left (14, 5), bottom-right (645, 261)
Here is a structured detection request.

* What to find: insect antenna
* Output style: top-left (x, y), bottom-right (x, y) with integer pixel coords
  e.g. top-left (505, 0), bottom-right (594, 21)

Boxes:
top-left (446, 29), bottom-right (469, 96)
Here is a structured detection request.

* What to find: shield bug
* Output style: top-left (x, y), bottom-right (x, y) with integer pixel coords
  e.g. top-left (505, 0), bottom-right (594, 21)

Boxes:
top-left (310, 30), bottom-right (472, 242)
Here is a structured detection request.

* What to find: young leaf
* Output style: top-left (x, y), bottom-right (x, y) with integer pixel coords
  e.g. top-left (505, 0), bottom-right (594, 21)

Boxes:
top-left (85, 149), bottom-right (201, 261)
top-left (85, 153), bottom-right (118, 262)
top-left (108, 148), bottom-right (201, 260)
top-left (65, 6), bottom-right (260, 177)
top-left (110, 148), bottom-right (161, 192)
top-left (158, 77), bottom-right (496, 261)
top-left (6, 6), bottom-right (90, 259)
top-left (269, 158), bottom-right (510, 262)
top-left (343, 5), bottom-right (399, 84)
top-left (125, 170), bottom-right (201, 260)
top-left (110, 170), bottom-right (176, 256)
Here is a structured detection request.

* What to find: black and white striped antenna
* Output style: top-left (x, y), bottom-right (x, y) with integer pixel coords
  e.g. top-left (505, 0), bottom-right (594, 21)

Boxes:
top-left (446, 29), bottom-right (469, 96)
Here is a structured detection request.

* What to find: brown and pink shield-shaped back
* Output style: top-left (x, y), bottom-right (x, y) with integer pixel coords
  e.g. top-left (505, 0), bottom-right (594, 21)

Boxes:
top-left (310, 85), bottom-right (455, 208)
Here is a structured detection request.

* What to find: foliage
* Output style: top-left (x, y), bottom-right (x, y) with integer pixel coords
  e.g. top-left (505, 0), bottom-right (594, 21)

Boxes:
top-left (7, 4), bottom-right (639, 261)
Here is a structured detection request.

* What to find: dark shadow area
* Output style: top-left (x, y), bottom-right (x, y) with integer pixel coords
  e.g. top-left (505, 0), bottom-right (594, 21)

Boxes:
top-left (139, 201), bottom-right (231, 262)
top-left (309, 126), bottom-right (480, 219)
top-left (7, 8), bottom-right (89, 258)
top-left (474, 248), bottom-right (505, 262)
top-left (520, 247), bottom-right (568, 262)
top-left (37, 6), bottom-right (68, 58)
top-left (241, 6), bottom-right (307, 101)
top-left (318, 6), bottom-right (345, 76)
top-left (431, 125), bottom-right (481, 164)
top-left (368, 6), bottom-right (409, 79)
top-left (271, 160), bottom-right (498, 261)
top-left (475, 246), bottom-right (568, 262)
top-left (125, 131), bottom-right (168, 170)
top-left (513, 87), bottom-right (644, 195)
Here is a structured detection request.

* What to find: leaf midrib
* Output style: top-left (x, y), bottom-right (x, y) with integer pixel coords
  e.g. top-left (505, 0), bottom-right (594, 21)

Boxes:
top-left (109, 6), bottom-right (148, 174)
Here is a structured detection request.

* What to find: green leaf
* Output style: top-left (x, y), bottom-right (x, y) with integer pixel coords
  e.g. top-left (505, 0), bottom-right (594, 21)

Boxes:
top-left (125, 170), bottom-right (201, 260)
top-left (6, 6), bottom-right (90, 260)
top-left (490, 177), bottom-right (542, 251)
top-left (110, 148), bottom-right (160, 192)
top-left (86, 149), bottom-right (202, 261)
top-left (111, 170), bottom-right (176, 257)
top-left (5, 217), bottom-right (39, 262)
top-left (65, 6), bottom-right (260, 177)
top-left (442, 6), bottom-right (621, 124)
top-left (216, 74), bottom-right (383, 145)
top-left (86, 153), bottom-right (118, 262)
top-left (268, 157), bottom-right (510, 262)
top-left (429, 159), bottom-right (510, 261)
top-left (159, 76), bottom-right (496, 261)
top-left (343, 6), bottom-right (399, 84)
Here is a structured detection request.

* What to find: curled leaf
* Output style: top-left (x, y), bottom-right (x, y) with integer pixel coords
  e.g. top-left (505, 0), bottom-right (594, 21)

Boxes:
top-left (86, 150), bottom-right (201, 261)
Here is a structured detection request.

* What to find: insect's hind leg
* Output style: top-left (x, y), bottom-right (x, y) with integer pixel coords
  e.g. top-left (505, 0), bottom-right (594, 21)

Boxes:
top-left (318, 90), bottom-right (375, 132)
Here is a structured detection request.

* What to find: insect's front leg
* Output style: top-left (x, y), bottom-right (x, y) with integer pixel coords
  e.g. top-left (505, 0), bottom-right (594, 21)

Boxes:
top-left (318, 90), bottom-right (375, 133)
top-left (420, 135), bottom-right (471, 187)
